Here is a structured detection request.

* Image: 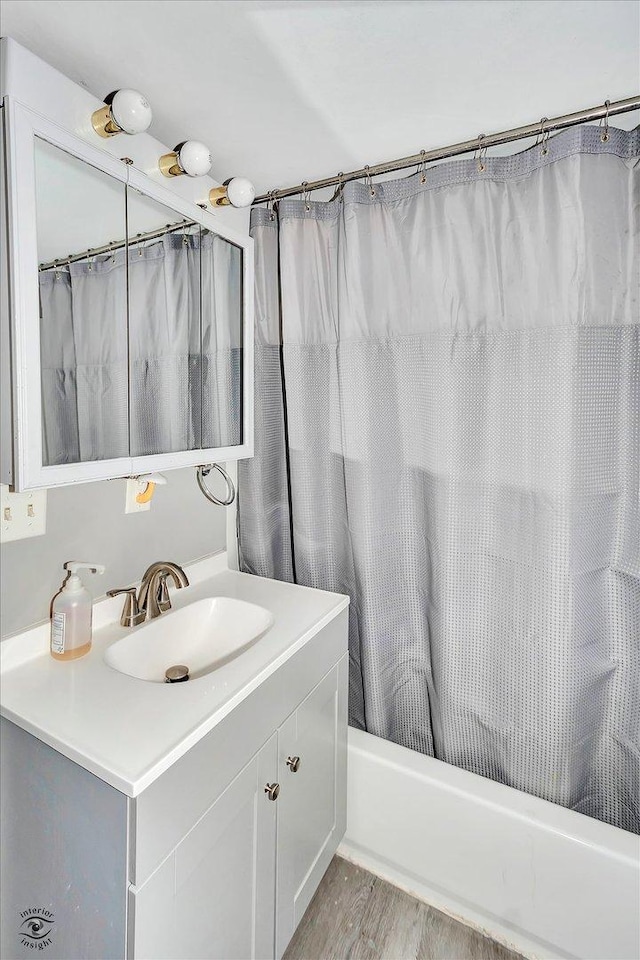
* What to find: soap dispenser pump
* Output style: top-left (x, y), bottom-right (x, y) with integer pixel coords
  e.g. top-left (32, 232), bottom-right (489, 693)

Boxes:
top-left (51, 561), bottom-right (105, 661)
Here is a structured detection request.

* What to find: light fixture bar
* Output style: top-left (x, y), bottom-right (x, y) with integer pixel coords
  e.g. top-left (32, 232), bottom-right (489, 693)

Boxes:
top-left (253, 94), bottom-right (640, 203)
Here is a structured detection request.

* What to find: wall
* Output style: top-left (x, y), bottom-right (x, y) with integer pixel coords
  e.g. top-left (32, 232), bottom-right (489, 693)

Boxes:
top-left (2, 1), bottom-right (638, 195)
top-left (0, 41), bottom-right (248, 639)
top-left (0, 471), bottom-right (228, 639)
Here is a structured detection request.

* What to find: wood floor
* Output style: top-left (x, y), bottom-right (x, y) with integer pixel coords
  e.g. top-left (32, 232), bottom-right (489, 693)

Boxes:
top-left (284, 857), bottom-right (524, 960)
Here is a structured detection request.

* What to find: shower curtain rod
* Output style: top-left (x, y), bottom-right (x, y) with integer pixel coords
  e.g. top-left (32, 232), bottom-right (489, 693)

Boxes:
top-left (38, 219), bottom-right (197, 272)
top-left (253, 95), bottom-right (640, 204)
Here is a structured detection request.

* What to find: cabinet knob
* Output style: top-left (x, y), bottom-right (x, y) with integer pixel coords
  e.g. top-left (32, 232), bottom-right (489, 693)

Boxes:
top-left (264, 782), bottom-right (280, 801)
top-left (286, 755), bottom-right (301, 773)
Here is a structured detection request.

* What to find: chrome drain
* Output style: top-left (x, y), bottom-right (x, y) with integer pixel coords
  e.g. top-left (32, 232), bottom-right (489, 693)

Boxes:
top-left (165, 664), bottom-right (190, 683)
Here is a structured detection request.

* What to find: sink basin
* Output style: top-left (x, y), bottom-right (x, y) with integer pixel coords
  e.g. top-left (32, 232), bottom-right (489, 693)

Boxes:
top-left (103, 597), bottom-right (274, 683)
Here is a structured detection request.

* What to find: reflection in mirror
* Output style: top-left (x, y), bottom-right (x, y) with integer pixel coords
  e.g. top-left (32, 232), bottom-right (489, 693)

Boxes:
top-left (35, 137), bottom-right (128, 465)
top-left (201, 230), bottom-right (243, 449)
top-left (35, 136), bottom-right (244, 470)
top-left (126, 189), bottom-right (202, 457)
top-left (126, 190), bottom-right (243, 457)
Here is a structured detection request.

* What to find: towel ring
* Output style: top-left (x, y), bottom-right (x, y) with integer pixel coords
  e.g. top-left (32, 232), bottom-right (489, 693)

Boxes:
top-left (196, 463), bottom-right (236, 506)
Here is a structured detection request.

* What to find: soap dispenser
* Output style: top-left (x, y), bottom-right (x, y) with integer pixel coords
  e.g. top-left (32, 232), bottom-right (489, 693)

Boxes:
top-left (51, 561), bottom-right (105, 661)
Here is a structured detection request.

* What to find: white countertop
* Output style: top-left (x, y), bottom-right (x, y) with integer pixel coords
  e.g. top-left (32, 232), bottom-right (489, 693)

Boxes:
top-left (0, 554), bottom-right (349, 797)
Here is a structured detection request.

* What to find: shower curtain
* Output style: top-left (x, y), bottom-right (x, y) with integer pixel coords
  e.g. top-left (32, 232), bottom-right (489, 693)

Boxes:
top-left (238, 124), bottom-right (640, 834)
top-left (39, 229), bottom-right (241, 464)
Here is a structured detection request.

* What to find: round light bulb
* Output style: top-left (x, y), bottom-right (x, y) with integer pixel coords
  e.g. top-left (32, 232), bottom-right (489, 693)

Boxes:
top-left (178, 141), bottom-right (212, 178)
top-left (226, 177), bottom-right (255, 208)
top-left (110, 89), bottom-right (152, 135)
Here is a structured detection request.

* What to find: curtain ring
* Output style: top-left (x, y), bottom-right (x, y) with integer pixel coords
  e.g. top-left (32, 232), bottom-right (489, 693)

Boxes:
top-left (418, 149), bottom-right (427, 184)
top-left (364, 164), bottom-right (376, 197)
top-left (328, 172), bottom-right (345, 204)
top-left (87, 249), bottom-right (94, 271)
top-left (600, 99), bottom-right (611, 142)
top-left (301, 181), bottom-right (311, 212)
top-left (267, 190), bottom-right (277, 221)
top-left (53, 259), bottom-right (61, 281)
top-left (539, 118), bottom-right (550, 156)
top-left (474, 134), bottom-right (487, 172)
top-left (196, 463), bottom-right (236, 506)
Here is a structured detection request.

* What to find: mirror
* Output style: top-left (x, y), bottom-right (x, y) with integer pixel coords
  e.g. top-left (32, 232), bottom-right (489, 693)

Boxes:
top-left (32, 134), bottom-right (245, 474)
top-left (35, 137), bottom-right (128, 466)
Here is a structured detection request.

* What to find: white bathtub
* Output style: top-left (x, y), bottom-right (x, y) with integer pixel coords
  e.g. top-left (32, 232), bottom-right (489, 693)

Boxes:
top-left (339, 728), bottom-right (640, 960)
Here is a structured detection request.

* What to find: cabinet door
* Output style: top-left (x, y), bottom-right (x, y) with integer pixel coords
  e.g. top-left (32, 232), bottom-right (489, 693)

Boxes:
top-left (276, 656), bottom-right (348, 957)
top-left (129, 734), bottom-right (277, 960)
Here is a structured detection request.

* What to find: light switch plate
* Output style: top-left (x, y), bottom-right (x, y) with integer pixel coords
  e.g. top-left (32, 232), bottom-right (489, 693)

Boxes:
top-left (125, 478), bottom-right (151, 513)
top-left (0, 484), bottom-right (47, 542)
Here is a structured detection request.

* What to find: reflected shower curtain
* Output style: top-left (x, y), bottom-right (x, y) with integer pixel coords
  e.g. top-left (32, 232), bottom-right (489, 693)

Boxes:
top-left (238, 125), bottom-right (640, 833)
top-left (40, 251), bottom-right (128, 464)
top-left (39, 230), bottom-right (241, 464)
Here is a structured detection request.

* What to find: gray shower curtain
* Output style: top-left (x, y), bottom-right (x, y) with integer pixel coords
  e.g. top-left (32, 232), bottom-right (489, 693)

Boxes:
top-left (239, 124), bottom-right (640, 834)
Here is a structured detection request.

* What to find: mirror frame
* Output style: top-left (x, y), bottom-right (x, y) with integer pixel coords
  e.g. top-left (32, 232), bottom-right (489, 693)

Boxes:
top-left (3, 97), bottom-right (254, 491)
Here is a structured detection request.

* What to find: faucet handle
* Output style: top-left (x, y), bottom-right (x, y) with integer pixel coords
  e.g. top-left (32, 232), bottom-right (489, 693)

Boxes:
top-left (107, 587), bottom-right (145, 628)
top-left (157, 573), bottom-right (172, 613)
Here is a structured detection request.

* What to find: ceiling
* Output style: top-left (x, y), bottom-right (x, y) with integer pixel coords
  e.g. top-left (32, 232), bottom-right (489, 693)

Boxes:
top-left (2, 0), bottom-right (639, 195)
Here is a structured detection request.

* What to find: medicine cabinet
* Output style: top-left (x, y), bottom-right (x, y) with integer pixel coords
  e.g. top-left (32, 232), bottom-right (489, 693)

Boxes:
top-left (1, 99), bottom-right (253, 490)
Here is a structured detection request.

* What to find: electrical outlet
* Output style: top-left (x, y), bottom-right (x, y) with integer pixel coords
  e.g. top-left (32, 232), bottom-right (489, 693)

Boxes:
top-left (0, 484), bottom-right (47, 542)
top-left (125, 478), bottom-right (151, 513)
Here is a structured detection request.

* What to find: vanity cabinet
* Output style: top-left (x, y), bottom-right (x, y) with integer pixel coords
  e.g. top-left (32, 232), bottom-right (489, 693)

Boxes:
top-left (130, 660), bottom-right (346, 960)
top-left (0, 609), bottom-right (348, 960)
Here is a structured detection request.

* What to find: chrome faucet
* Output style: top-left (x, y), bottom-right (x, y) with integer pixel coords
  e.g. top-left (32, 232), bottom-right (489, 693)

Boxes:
top-left (138, 562), bottom-right (189, 620)
top-left (108, 561), bottom-right (189, 627)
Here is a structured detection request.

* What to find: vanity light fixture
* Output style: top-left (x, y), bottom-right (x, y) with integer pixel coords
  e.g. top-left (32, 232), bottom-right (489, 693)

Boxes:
top-left (159, 141), bottom-right (212, 178)
top-left (209, 177), bottom-right (256, 208)
top-left (91, 89), bottom-right (152, 138)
